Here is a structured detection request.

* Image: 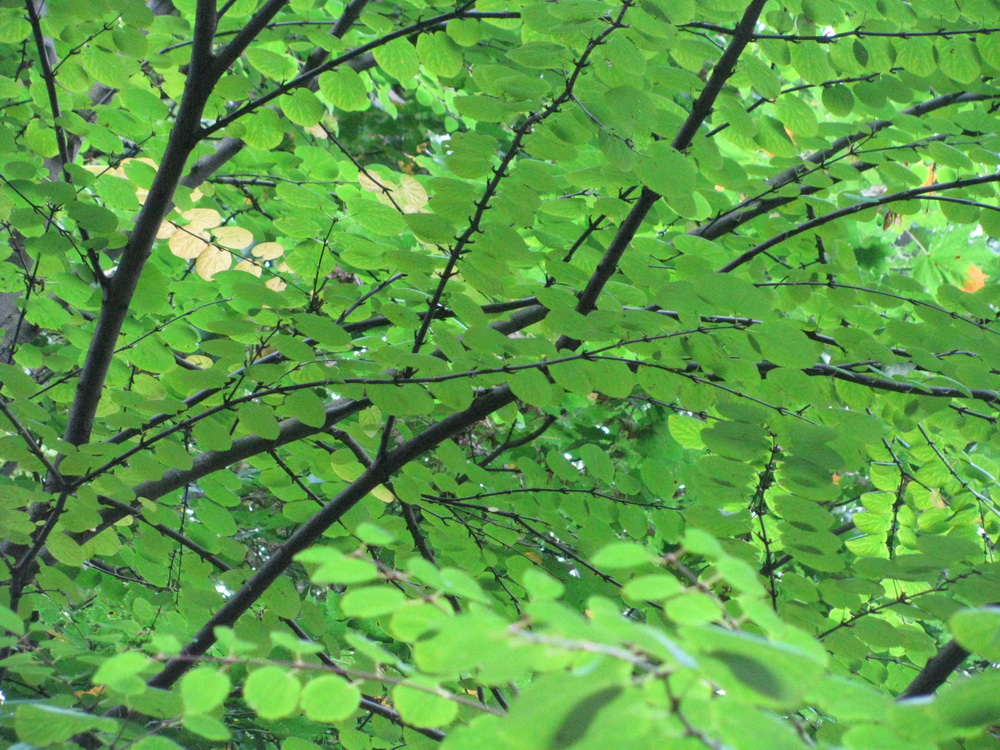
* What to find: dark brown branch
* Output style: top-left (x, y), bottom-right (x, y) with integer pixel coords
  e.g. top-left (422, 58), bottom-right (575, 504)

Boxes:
top-left (672, 0), bottom-right (769, 150)
top-left (24, 0), bottom-right (71, 182)
top-left (303, 0), bottom-right (373, 71)
top-left (720, 173), bottom-right (1000, 272)
top-left (61, 0), bottom-right (219, 449)
top-left (201, 10), bottom-right (520, 137)
top-left (683, 21), bottom-right (1000, 42)
top-left (900, 640), bottom-right (970, 698)
top-left (695, 92), bottom-right (997, 241)
top-left (146, 384), bottom-right (516, 689)
top-left (210, 0), bottom-right (289, 77)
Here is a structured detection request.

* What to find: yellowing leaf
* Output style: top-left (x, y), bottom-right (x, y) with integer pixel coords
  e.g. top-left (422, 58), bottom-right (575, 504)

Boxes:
top-left (183, 208), bottom-right (222, 231)
top-left (399, 175), bottom-right (428, 213)
top-left (251, 241), bottom-right (284, 260)
top-left (371, 485), bottom-right (394, 503)
top-left (169, 230), bottom-right (210, 259)
top-left (359, 171), bottom-right (398, 206)
top-left (234, 259), bottom-right (262, 277)
top-left (157, 220), bottom-right (178, 239)
top-left (195, 245), bottom-right (232, 280)
top-left (929, 488), bottom-right (948, 509)
top-left (961, 264), bottom-right (987, 293)
top-left (185, 354), bottom-right (213, 368)
top-left (213, 225), bottom-right (253, 249)
top-left (266, 276), bottom-right (287, 291)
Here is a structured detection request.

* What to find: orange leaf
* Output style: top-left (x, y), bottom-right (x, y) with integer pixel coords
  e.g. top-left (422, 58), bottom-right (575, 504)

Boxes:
top-left (922, 163), bottom-right (937, 188)
top-left (961, 264), bottom-right (988, 293)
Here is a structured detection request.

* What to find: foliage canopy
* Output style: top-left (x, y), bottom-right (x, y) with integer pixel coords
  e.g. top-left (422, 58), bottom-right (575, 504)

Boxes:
top-left (3, 0), bottom-right (1000, 747)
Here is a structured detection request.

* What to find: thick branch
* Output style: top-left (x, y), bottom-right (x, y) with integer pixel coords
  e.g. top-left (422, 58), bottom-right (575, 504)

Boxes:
top-left (899, 640), bottom-right (970, 698)
top-left (564, 0), bottom-right (767, 337)
top-left (211, 0), bottom-right (289, 76)
top-left (672, 0), bottom-right (769, 151)
top-left (146, 384), bottom-right (515, 689)
top-left (61, 0), bottom-right (219, 449)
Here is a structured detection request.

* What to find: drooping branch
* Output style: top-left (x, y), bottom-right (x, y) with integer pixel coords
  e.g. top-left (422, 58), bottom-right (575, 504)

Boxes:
top-left (683, 21), bottom-right (1000, 42)
top-left (695, 92), bottom-right (998, 241)
top-left (719, 173), bottom-right (1000, 272)
top-left (201, 10), bottom-right (521, 137)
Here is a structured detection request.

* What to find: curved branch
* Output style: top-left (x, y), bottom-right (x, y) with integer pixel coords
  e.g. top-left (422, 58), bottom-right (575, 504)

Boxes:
top-left (695, 92), bottom-right (998, 241)
top-left (720, 173), bottom-right (1000, 272)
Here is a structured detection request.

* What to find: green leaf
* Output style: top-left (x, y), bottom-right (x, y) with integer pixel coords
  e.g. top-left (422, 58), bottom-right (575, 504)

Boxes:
top-left (403, 212), bottom-right (456, 244)
top-left (392, 681), bottom-right (459, 727)
top-left (180, 668), bottom-right (231, 715)
top-left (417, 33), bottom-right (463, 77)
top-left (93, 652), bottom-right (152, 696)
top-left (297, 549), bottom-right (380, 584)
top-left (634, 141), bottom-right (695, 201)
top-left (929, 671), bottom-right (1000, 728)
top-left (340, 586), bottom-right (407, 617)
top-left (951, 606), bottom-right (1000, 660)
top-left (374, 38), bottom-right (420, 81)
top-left (592, 542), bottom-right (650, 569)
top-left (245, 666), bottom-right (301, 720)
top-left (282, 89), bottom-right (325, 127)
top-left (242, 107), bottom-right (285, 150)
top-left (318, 68), bottom-right (370, 111)
top-left (14, 704), bottom-right (117, 746)
top-left (937, 37), bottom-right (980, 83)
top-left (508, 367), bottom-right (554, 408)
top-left (301, 675), bottom-right (361, 723)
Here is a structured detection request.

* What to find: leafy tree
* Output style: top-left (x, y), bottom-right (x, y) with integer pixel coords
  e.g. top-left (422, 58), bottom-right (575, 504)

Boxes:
top-left (3, 0), bottom-right (1000, 747)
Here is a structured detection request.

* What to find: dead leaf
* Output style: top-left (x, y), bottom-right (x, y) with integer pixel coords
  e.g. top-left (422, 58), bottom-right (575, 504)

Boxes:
top-left (961, 264), bottom-right (987, 293)
top-left (169, 230), bottom-right (210, 259)
top-left (195, 245), bottom-right (231, 280)
top-left (251, 241), bottom-right (284, 260)
top-left (234, 259), bottom-right (262, 277)
top-left (213, 225), bottom-right (254, 249)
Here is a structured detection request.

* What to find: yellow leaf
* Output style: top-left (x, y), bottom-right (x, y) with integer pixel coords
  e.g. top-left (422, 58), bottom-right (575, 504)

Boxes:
top-left (929, 488), bottom-right (948, 508)
top-left (251, 241), bottom-right (284, 260)
top-left (358, 170), bottom-right (390, 194)
top-left (234, 259), bottom-right (262, 277)
top-left (157, 220), bottom-right (178, 239)
top-left (371, 485), bottom-right (394, 503)
top-left (961, 264), bottom-right (987, 293)
top-left (266, 276), bottom-right (287, 291)
top-left (169, 230), bottom-right (210, 259)
top-left (399, 175), bottom-right (428, 213)
top-left (359, 171), bottom-right (398, 207)
top-left (183, 208), bottom-right (222, 231)
top-left (185, 354), bottom-right (214, 368)
top-left (195, 245), bottom-right (232, 280)
top-left (213, 225), bottom-right (254, 249)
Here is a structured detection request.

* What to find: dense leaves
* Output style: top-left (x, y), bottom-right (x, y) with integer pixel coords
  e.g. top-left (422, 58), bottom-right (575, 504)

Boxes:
top-left (1, 0), bottom-right (1000, 747)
